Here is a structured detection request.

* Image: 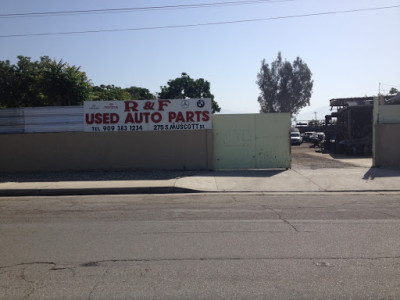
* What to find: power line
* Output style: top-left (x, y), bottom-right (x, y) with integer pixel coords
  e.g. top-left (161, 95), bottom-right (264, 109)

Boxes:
top-left (380, 82), bottom-right (400, 88)
top-left (0, 0), bottom-right (292, 18)
top-left (1, 5), bottom-right (399, 38)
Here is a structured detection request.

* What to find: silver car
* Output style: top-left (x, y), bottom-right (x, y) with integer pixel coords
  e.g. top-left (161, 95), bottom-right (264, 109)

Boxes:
top-left (290, 132), bottom-right (303, 145)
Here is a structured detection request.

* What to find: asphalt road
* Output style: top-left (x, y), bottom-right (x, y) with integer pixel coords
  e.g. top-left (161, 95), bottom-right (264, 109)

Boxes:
top-left (1, 192), bottom-right (400, 299)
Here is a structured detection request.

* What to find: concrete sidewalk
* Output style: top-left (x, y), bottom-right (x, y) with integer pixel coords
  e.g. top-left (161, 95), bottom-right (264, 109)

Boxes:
top-left (1, 167), bottom-right (400, 196)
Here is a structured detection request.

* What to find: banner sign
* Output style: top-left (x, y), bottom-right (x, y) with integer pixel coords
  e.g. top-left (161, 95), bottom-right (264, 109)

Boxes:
top-left (83, 98), bottom-right (212, 132)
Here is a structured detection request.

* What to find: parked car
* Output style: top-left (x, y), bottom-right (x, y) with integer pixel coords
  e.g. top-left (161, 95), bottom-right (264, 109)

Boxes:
top-left (303, 131), bottom-right (316, 142)
top-left (311, 132), bottom-right (325, 147)
top-left (290, 132), bottom-right (303, 145)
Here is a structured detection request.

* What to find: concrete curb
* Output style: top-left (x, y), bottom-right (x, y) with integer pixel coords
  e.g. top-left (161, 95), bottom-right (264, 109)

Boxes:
top-left (1, 166), bottom-right (399, 197)
top-left (0, 187), bottom-right (200, 197)
top-left (1, 187), bottom-right (400, 197)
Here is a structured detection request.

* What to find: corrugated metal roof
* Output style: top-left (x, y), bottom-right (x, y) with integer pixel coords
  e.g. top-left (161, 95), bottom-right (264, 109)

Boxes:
top-left (23, 106), bottom-right (82, 116)
top-left (0, 125), bottom-right (24, 134)
top-left (25, 123), bottom-right (84, 133)
top-left (24, 115), bottom-right (83, 124)
top-left (0, 106), bottom-right (84, 134)
top-left (329, 96), bottom-right (393, 107)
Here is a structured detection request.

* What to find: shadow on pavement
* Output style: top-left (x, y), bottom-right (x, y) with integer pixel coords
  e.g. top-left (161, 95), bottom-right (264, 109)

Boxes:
top-left (201, 169), bottom-right (286, 177)
top-left (362, 168), bottom-right (400, 180)
top-left (328, 153), bottom-right (372, 160)
top-left (0, 169), bottom-right (287, 183)
top-left (0, 170), bottom-right (198, 183)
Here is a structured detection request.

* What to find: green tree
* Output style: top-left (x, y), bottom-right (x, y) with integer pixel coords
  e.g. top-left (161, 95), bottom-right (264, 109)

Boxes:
top-left (257, 52), bottom-right (313, 115)
top-left (0, 56), bottom-right (42, 107)
top-left (125, 86), bottom-right (155, 100)
top-left (91, 85), bottom-right (155, 101)
top-left (389, 87), bottom-right (398, 95)
top-left (0, 59), bottom-right (17, 108)
top-left (40, 56), bottom-right (91, 106)
top-left (0, 56), bottom-right (91, 107)
top-left (91, 85), bottom-right (131, 100)
top-left (158, 73), bottom-right (221, 113)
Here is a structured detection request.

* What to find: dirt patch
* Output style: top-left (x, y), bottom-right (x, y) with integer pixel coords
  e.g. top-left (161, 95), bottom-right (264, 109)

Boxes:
top-left (291, 144), bottom-right (360, 169)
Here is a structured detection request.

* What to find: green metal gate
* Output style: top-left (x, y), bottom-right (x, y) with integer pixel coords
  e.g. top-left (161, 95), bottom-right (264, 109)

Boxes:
top-left (212, 114), bottom-right (291, 169)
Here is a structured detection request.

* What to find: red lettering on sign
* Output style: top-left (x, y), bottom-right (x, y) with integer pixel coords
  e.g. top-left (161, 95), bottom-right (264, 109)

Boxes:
top-left (110, 113), bottom-right (119, 123)
top-left (95, 113), bottom-right (102, 124)
top-left (202, 111), bottom-right (210, 122)
top-left (175, 112), bottom-right (185, 122)
top-left (85, 113), bottom-right (120, 124)
top-left (125, 112), bottom-right (163, 124)
top-left (124, 101), bottom-right (139, 112)
top-left (158, 100), bottom-right (171, 111)
top-left (135, 113), bottom-right (143, 123)
top-left (168, 110), bottom-right (210, 123)
top-left (195, 111), bottom-right (202, 121)
top-left (168, 112), bottom-right (176, 122)
top-left (143, 101), bottom-right (155, 110)
top-left (151, 112), bottom-right (162, 123)
top-left (125, 113), bottom-right (134, 124)
top-left (143, 112), bottom-right (150, 123)
top-left (85, 113), bottom-right (94, 124)
top-left (103, 113), bottom-right (110, 123)
top-left (186, 111), bottom-right (194, 122)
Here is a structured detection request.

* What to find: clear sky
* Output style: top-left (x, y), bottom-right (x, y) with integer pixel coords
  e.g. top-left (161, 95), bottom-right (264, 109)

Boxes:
top-left (1, 0), bottom-right (399, 120)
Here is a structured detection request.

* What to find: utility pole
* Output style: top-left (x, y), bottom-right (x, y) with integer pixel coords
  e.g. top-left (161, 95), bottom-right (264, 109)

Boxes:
top-left (314, 111), bottom-right (317, 121)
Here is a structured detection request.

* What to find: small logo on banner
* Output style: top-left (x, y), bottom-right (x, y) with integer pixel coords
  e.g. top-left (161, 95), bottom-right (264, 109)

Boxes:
top-left (88, 104), bottom-right (100, 110)
top-left (104, 103), bottom-right (119, 110)
top-left (181, 99), bottom-right (190, 109)
top-left (197, 99), bottom-right (205, 108)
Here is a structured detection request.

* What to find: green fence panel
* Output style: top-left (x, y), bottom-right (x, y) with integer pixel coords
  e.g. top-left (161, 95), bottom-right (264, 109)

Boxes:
top-left (213, 114), bottom-right (290, 169)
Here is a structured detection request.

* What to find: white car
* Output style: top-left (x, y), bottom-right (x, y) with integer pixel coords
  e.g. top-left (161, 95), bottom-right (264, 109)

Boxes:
top-left (290, 132), bottom-right (303, 145)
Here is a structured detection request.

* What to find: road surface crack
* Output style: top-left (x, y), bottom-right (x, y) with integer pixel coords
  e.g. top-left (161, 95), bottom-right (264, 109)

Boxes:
top-left (77, 256), bottom-right (400, 266)
top-left (88, 266), bottom-right (110, 300)
top-left (263, 206), bottom-right (300, 232)
top-left (0, 261), bottom-right (56, 270)
top-left (16, 262), bottom-right (56, 298)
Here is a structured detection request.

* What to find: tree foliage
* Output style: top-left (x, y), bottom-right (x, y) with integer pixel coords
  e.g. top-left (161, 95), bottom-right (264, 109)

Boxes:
top-left (257, 52), bottom-right (313, 115)
top-left (158, 73), bottom-right (221, 113)
top-left (125, 86), bottom-right (155, 100)
top-left (91, 85), bottom-right (155, 101)
top-left (91, 85), bottom-right (130, 101)
top-left (0, 56), bottom-right (91, 107)
top-left (0, 57), bottom-right (219, 113)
